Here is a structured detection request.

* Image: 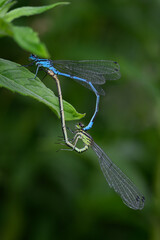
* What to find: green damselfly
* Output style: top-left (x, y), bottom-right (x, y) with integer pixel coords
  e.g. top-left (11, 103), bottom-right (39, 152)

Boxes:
top-left (45, 69), bottom-right (145, 210)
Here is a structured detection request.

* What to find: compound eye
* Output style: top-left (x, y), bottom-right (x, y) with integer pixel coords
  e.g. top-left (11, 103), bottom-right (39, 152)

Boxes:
top-left (79, 122), bottom-right (84, 128)
top-left (29, 54), bottom-right (37, 58)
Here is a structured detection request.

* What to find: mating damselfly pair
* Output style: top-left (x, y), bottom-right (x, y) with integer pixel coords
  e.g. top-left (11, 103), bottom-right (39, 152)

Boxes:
top-left (28, 54), bottom-right (145, 210)
top-left (29, 54), bottom-right (121, 131)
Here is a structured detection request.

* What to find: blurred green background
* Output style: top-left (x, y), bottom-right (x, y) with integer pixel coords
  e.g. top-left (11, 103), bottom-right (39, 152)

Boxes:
top-left (0, 0), bottom-right (160, 239)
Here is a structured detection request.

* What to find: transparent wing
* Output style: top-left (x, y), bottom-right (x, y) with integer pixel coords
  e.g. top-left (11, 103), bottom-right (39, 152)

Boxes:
top-left (72, 80), bottom-right (105, 96)
top-left (92, 141), bottom-right (145, 210)
top-left (52, 60), bottom-right (121, 84)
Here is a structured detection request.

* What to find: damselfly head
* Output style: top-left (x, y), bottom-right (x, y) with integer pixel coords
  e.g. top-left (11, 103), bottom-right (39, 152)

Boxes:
top-left (29, 54), bottom-right (37, 61)
top-left (76, 122), bottom-right (84, 130)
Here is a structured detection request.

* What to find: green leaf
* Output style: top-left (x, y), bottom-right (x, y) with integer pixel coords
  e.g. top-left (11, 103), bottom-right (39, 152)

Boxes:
top-left (0, 0), bottom-right (7, 8)
top-left (4, 2), bottom-right (70, 22)
top-left (0, 1), bottom-right (16, 17)
top-left (0, 58), bottom-right (85, 121)
top-left (0, 17), bottom-right (13, 37)
top-left (12, 26), bottom-right (49, 58)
